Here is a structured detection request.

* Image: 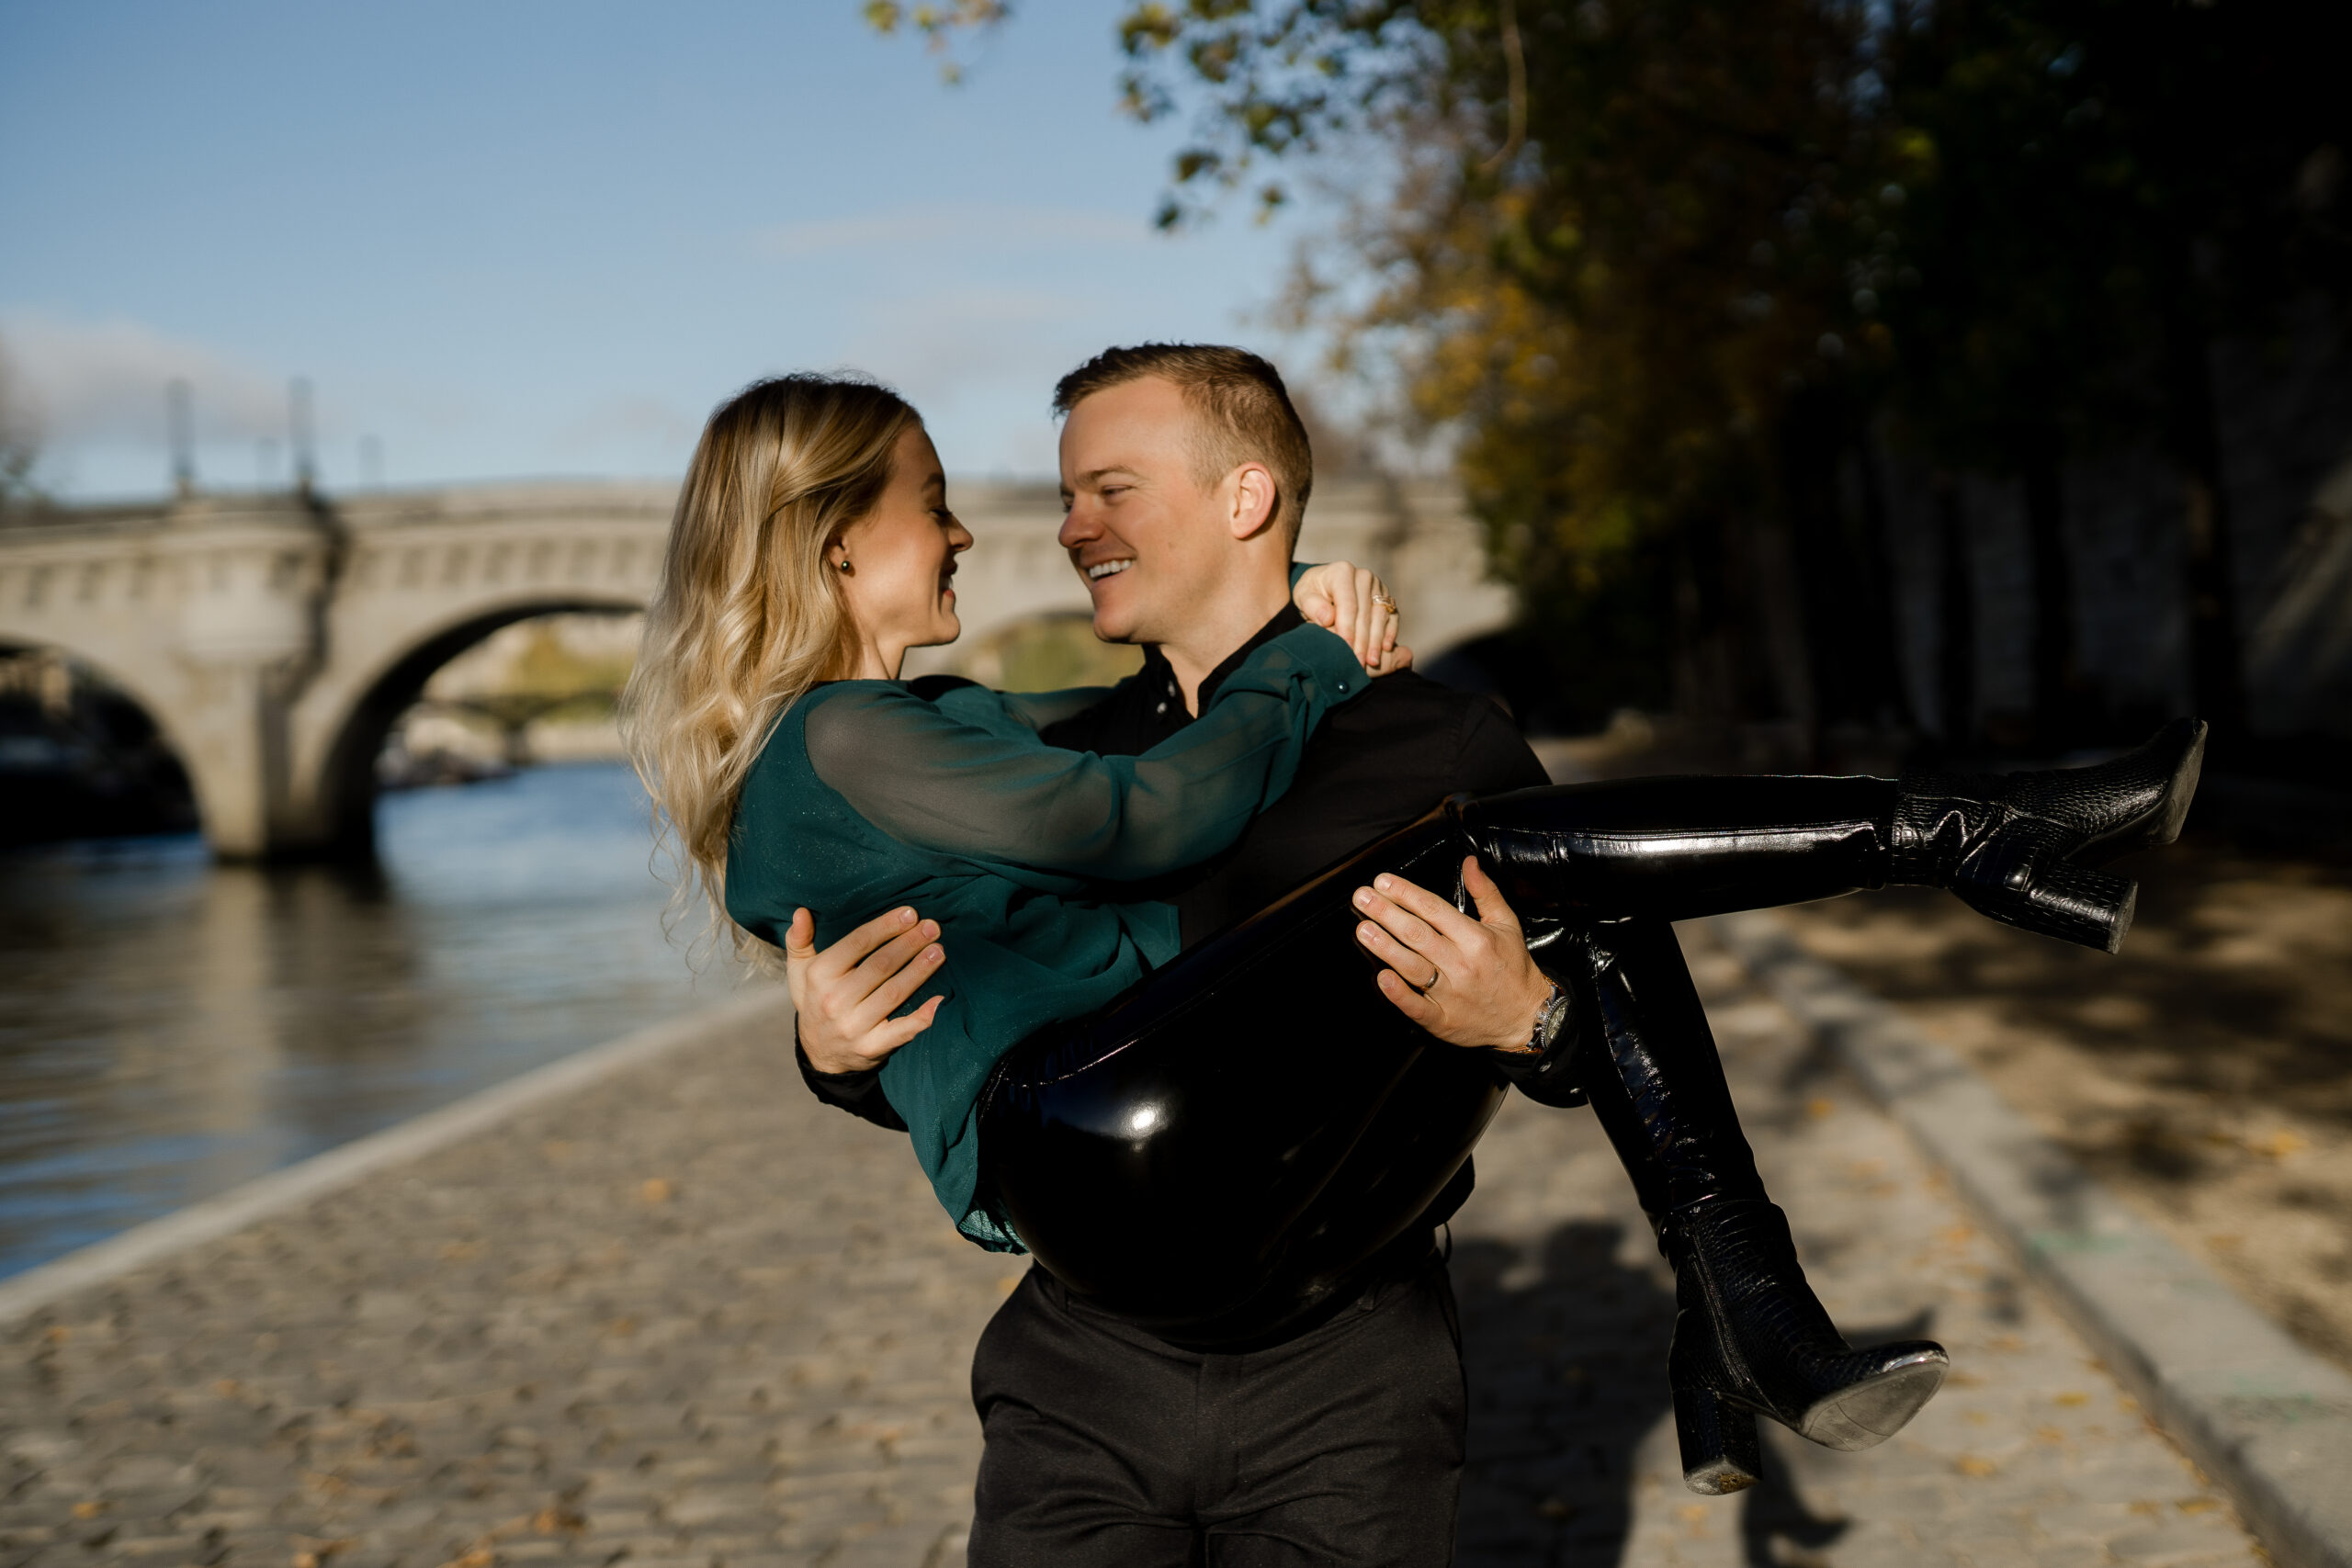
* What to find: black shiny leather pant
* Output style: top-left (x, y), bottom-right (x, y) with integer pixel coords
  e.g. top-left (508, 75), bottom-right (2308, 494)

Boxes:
top-left (979, 774), bottom-right (1899, 1347)
top-left (1567, 919), bottom-right (1766, 1222)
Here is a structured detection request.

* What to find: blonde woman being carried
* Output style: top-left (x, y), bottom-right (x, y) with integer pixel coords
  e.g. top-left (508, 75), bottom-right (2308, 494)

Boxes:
top-left (624, 372), bottom-right (1404, 1250)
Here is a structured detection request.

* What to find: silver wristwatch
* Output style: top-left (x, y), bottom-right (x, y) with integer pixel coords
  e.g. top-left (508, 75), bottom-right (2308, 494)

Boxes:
top-left (1496, 979), bottom-right (1568, 1058)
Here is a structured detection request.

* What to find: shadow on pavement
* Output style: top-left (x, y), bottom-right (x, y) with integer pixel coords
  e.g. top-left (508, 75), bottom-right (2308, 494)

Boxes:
top-left (1452, 1220), bottom-right (1850, 1568)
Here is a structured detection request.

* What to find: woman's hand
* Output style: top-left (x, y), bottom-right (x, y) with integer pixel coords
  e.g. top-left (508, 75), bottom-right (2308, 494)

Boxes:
top-left (1294, 560), bottom-right (1413, 676)
top-left (785, 905), bottom-right (944, 1074)
top-left (1351, 858), bottom-right (1555, 1051)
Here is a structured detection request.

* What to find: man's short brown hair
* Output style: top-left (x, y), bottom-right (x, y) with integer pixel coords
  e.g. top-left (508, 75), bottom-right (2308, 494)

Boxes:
top-left (1053, 344), bottom-right (1315, 543)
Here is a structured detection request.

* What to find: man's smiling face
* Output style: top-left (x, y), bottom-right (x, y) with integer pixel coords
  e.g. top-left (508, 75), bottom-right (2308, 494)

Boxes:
top-left (1057, 375), bottom-right (1228, 648)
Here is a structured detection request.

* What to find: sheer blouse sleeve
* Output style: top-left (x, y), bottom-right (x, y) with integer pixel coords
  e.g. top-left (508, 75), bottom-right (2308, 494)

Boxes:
top-left (802, 622), bottom-right (1364, 882)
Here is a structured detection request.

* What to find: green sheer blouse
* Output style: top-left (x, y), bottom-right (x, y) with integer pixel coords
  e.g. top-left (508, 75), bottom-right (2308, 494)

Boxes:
top-left (725, 619), bottom-right (1368, 1249)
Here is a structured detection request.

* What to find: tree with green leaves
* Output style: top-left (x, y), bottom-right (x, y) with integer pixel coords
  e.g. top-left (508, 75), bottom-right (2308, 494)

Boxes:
top-left (1118, 0), bottom-right (1919, 737)
top-left (873, 0), bottom-right (2352, 749)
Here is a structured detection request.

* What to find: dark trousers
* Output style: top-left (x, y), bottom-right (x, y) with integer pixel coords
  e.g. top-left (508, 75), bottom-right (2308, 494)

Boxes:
top-left (967, 1255), bottom-right (1466, 1567)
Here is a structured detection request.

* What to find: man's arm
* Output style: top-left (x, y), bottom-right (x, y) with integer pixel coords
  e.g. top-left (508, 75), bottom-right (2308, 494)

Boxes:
top-left (797, 1036), bottom-right (910, 1132)
top-left (1351, 856), bottom-right (1555, 1048)
top-left (1456, 693), bottom-right (1555, 793)
top-left (786, 906), bottom-right (944, 1131)
top-left (1352, 860), bottom-right (1585, 1106)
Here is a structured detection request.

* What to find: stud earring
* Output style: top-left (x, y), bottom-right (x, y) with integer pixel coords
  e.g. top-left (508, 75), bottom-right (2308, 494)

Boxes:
top-left (835, 558), bottom-right (853, 574)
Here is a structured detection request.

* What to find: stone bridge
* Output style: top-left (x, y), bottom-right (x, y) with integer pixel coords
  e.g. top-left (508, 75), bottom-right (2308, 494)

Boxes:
top-left (0, 478), bottom-right (1510, 857)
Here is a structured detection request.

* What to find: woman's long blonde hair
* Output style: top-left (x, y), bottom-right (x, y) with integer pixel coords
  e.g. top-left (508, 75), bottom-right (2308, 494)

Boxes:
top-left (622, 373), bottom-right (920, 964)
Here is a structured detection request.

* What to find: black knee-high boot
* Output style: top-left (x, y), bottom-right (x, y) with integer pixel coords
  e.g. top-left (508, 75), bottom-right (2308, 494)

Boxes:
top-left (1566, 920), bottom-right (1949, 1495)
top-left (1464, 717), bottom-right (2206, 953)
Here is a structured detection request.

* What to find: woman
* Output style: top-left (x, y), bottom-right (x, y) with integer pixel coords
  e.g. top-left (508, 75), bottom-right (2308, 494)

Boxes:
top-left (623, 372), bottom-right (1410, 1252)
top-left (627, 371), bottom-right (2206, 1492)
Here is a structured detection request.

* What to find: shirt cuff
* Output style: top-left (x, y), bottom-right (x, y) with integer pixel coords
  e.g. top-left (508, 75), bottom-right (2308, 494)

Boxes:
top-left (1263, 618), bottom-right (1372, 706)
top-left (796, 1033), bottom-right (910, 1132)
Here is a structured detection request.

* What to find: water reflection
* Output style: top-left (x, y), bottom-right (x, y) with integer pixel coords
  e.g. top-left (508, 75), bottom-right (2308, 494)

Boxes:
top-left (0, 761), bottom-right (723, 1280)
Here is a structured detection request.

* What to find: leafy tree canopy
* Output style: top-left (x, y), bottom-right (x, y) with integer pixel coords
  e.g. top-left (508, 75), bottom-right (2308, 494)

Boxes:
top-left (870, 1), bottom-right (2352, 739)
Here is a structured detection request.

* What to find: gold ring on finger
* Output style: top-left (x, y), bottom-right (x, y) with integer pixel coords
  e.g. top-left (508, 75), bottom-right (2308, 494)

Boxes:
top-left (1373, 592), bottom-right (1398, 613)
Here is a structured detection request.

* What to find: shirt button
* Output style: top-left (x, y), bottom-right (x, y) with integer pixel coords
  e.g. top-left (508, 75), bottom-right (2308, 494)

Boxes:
top-left (1155, 702), bottom-right (1167, 715)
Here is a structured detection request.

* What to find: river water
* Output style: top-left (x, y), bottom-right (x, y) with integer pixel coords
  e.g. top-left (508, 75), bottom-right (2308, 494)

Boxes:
top-left (0, 761), bottom-right (733, 1281)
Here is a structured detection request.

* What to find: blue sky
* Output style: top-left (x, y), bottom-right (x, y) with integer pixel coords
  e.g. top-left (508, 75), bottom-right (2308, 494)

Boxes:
top-left (0, 1), bottom-right (1353, 498)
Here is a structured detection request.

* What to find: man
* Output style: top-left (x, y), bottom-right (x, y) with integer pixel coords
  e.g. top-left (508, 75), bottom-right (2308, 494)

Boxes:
top-left (792, 344), bottom-right (1576, 1565)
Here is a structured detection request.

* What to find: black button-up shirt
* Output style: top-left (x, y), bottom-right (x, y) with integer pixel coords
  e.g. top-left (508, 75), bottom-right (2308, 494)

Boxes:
top-left (798, 606), bottom-right (1558, 1236)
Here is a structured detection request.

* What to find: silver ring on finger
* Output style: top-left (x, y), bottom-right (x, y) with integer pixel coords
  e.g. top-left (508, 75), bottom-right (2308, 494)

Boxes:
top-left (1373, 592), bottom-right (1398, 613)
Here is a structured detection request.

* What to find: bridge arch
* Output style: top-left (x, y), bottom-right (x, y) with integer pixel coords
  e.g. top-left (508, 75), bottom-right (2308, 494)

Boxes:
top-left (309, 592), bottom-right (644, 854)
top-left (0, 633), bottom-right (202, 843)
top-left (0, 631), bottom-right (194, 770)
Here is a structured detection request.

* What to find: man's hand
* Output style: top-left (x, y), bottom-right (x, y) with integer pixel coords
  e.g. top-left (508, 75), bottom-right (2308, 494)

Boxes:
top-left (786, 906), bottom-right (944, 1075)
top-left (1351, 857), bottom-right (1554, 1051)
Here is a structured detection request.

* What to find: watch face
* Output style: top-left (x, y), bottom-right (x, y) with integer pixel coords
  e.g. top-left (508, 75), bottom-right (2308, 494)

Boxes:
top-left (1495, 982), bottom-right (1568, 1057)
top-left (1533, 984), bottom-right (1568, 1053)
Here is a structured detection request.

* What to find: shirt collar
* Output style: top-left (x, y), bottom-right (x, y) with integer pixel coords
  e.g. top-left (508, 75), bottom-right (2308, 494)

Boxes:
top-left (1136, 604), bottom-right (1306, 719)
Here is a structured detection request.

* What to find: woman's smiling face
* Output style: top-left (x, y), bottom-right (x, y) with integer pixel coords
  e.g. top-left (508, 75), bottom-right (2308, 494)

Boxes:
top-left (831, 423), bottom-right (973, 677)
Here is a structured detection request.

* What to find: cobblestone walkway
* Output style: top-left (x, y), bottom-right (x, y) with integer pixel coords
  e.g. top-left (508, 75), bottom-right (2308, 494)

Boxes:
top-left (1, 928), bottom-right (2267, 1568)
top-left (1450, 926), bottom-right (2261, 1568)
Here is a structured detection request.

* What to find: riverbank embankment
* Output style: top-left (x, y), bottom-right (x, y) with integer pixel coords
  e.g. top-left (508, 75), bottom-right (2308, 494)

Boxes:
top-left (0, 926), bottom-right (2278, 1568)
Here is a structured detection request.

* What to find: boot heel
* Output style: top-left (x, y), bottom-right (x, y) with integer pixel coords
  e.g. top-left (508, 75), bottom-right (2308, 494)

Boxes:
top-left (1674, 1384), bottom-right (1761, 1495)
top-left (1962, 860), bottom-right (2138, 953)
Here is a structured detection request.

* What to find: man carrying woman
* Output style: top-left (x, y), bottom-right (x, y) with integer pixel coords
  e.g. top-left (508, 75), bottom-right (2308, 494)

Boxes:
top-left (630, 344), bottom-right (2201, 1566)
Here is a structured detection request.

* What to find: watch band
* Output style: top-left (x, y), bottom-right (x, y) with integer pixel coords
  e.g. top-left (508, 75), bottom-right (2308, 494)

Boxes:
top-left (1493, 978), bottom-right (1567, 1058)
